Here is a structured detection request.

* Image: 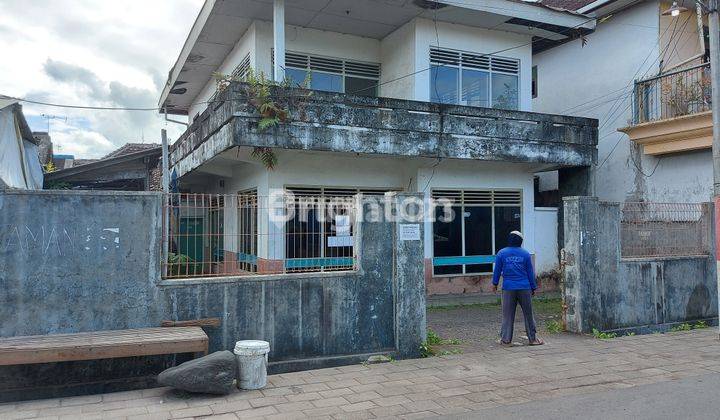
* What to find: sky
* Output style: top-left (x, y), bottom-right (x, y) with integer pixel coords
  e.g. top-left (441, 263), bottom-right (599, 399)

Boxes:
top-left (0, 0), bottom-right (203, 158)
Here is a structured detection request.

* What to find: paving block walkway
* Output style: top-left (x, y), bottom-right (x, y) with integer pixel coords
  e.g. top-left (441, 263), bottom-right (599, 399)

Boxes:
top-left (2, 329), bottom-right (719, 419)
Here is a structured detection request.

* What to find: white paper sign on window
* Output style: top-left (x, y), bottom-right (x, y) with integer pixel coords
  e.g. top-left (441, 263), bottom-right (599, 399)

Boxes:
top-left (328, 236), bottom-right (353, 247)
top-left (335, 215), bottom-right (351, 236)
top-left (328, 215), bottom-right (352, 247)
top-left (399, 224), bottom-right (421, 241)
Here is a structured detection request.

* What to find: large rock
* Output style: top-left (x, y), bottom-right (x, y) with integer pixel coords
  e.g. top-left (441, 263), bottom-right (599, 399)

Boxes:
top-left (158, 351), bottom-right (236, 394)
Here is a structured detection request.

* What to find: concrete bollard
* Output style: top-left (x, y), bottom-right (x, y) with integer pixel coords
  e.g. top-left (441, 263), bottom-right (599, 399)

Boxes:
top-left (234, 340), bottom-right (270, 390)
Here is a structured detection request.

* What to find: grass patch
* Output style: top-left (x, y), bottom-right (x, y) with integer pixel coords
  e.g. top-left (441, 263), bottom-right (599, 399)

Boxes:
top-left (545, 320), bottom-right (563, 334)
top-left (693, 321), bottom-right (709, 329)
top-left (421, 328), bottom-right (463, 357)
top-left (592, 328), bottom-right (618, 340)
top-left (427, 299), bottom-right (501, 312)
top-left (428, 297), bottom-right (562, 316)
top-left (670, 323), bottom-right (693, 332)
top-left (532, 298), bottom-right (563, 316)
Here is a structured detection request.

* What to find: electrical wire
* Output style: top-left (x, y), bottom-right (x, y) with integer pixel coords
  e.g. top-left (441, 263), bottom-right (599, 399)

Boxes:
top-left (594, 13), bottom-right (695, 174)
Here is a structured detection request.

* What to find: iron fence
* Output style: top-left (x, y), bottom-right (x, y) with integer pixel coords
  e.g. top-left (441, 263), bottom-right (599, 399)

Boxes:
top-left (633, 62), bottom-right (711, 124)
top-left (162, 193), bottom-right (358, 279)
top-left (620, 202), bottom-right (711, 258)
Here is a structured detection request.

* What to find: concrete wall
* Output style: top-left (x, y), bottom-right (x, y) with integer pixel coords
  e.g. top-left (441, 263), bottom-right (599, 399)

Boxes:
top-left (0, 190), bottom-right (426, 367)
top-left (533, 0), bottom-right (712, 203)
top-left (562, 196), bottom-right (717, 333)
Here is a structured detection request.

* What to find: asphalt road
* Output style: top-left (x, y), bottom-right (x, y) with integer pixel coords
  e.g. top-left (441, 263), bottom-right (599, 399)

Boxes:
top-left (454, 373), bottom-right (720, 420)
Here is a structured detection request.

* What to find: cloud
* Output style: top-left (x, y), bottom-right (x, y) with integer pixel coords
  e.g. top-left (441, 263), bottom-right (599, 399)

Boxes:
top-left (44, 59), bottom-right (105, 99)
top-left (0, 0), bottom-right (202, 158)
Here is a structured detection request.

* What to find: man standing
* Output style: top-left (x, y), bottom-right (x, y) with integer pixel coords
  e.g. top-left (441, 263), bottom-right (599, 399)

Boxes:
top-left (492, 231), bottom-right (544, 346)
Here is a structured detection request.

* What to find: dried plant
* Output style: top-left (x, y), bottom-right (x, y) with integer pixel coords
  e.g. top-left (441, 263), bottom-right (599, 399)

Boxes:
top-left (661, 74), bottom-right (711, 117)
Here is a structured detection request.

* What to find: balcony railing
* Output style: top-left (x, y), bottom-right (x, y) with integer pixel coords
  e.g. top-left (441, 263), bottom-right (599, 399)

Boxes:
top-left (633, 62), bottom-right (712, 124)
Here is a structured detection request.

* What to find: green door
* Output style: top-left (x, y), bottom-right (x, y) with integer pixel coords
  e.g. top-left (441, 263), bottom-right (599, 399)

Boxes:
top-left (179, 217), bottom-right (204, 262)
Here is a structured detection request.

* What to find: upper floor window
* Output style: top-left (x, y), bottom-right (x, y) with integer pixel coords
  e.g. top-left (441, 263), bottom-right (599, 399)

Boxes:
top-left (430, 47), bottom-right (520, 110)
top-left (282, 51), bottom-right (380, 97)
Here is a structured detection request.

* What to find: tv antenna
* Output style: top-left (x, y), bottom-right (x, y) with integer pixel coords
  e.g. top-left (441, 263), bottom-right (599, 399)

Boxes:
top-left (40, 114), bottom-right (67, 133)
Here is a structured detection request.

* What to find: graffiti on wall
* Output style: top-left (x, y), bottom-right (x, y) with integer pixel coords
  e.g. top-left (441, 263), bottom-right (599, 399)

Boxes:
top-left (0, 224), bottom-right (121, 257)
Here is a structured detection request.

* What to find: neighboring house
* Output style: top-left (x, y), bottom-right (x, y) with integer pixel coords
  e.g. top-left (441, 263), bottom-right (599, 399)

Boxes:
top-left (534, 0), bottom-right (713, 203)
top-left (45, 143), bottom-right (161, 191)
top-left (0, 99), bottom-right (43, 190)
top-left (32, 131), bottom-right (54, 167)
top-left (159, 0), bottom-right (599, 296)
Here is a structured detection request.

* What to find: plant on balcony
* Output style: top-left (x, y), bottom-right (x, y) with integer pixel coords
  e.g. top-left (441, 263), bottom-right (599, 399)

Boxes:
top-left (213, 69), bottom-right (312, 169)
top-left (661, 75), bottom-right (711, 118)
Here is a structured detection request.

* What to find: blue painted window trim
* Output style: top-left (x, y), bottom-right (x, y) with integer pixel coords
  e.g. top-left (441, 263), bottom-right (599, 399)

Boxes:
top-left (236, 252), bottom-right (258, 265)
top-left (433, 255), bottom-right (495, 266)
top-left (285, 257), bottom-right (355, 269)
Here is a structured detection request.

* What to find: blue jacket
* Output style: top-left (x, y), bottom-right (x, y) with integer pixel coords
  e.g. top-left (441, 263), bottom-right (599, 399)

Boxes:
top-left (492, 246), bottom-right (536, 291)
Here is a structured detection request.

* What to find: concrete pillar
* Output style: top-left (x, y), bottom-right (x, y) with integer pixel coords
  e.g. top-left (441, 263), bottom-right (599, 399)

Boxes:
top-left (393, 193), bottom-right (427, 358)
top-left (273, 0), bottom-right (285, 82)
top-left (558, 166), bottom-right (595, 248)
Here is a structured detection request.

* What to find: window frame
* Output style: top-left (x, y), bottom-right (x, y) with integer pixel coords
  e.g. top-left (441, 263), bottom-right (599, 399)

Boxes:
top-left (279, 51), bottom-right (381, 96)
top-left (283, 185), bottom-right (395, 272)
top-left (431, 188), bottom-right (523, 277)
top-left (429, 47), bottom-right (521, 110)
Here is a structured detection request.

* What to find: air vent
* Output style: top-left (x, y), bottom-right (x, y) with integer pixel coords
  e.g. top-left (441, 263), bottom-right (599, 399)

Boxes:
top-left (345, 61), bottom-right (381, 78)
top-left (431, 47), bottom-right (519, 75)
top-left (309, 56), bottom-right (343, 73)
top-left (491, 56), bottom-right (520, 74)
top-left (281, 51), bottom-right (380, 80)
top-left (461, 52), bottom-right (490, 71)
top-left (463, 190), bottom-right (493, 205)
top-left (493, 190), bottom-right (522, 205)
top-left (231, 54), bottom-right (251, 79)
top-left (432, 189), bottom-right (521, 206)
top-left (430, 48), bottom-right (460, 66)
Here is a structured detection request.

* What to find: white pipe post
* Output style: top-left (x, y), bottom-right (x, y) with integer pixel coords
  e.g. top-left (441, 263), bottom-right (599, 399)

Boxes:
top-left (273, 0), bottom-right (285, 82)
top-left (161, 128), bottom-right (169, 278)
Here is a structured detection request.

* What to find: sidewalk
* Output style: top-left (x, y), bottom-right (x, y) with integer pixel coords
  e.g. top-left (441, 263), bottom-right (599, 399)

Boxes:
top-left (2, 329), bottom-right (718, 420)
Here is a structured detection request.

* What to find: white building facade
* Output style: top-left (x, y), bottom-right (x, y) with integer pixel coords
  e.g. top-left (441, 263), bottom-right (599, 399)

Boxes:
top-left (160, 0), bottom-right (597, 296)
top-left (533, 0), bottom-right (713, 203)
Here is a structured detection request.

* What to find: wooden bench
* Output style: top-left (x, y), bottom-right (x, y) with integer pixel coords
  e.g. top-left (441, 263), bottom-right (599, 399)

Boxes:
top-left (0, 327), bottom-right (209, 366)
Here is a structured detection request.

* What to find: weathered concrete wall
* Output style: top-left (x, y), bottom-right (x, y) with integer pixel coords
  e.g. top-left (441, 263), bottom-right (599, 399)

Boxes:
top-left (0, 190), bottom-right (425, 367)
top-left (562, 197), bottom-right (718, 333)
top-left (170, 83), bottom-right (598, 178)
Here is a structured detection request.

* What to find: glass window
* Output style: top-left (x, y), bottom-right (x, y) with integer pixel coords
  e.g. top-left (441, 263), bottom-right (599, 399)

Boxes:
top-left (430, 65), bottom-right (459, 104)
top-left (494, 206), bottom-right (522, 251)
top-left (432, 190), bottom-right (522, 275)
top-left (463, 207), bottom-right (493, 274)
top-left (492, 73), bottom-right (519, 110)
top-left (430, 49), bottom-right (520, 110)
top-left (531, 66), bottom-right (538, 98)
top-left (462, 69), bottom-right (490, 108)
top-left (433, 205), bottom-right (463, 275)
top-left (345, 77), bottom-right (377, 97)
top-left (285, 68), bottom-right (309, 88)
top-left (311, 72), bottom-right (343, 93)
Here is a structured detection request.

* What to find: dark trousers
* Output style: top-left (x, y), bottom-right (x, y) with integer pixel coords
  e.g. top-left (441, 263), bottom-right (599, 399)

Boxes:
top-left (501, 289), bottom-right (537, 343)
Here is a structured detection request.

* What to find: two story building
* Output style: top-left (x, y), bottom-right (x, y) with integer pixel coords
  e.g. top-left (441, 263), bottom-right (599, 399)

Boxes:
top-left (159, 0), bottom-right (598, 297)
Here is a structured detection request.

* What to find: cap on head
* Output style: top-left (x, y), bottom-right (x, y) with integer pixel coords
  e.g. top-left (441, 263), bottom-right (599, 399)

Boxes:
top-left (510, 230), bottom-right (523, 240)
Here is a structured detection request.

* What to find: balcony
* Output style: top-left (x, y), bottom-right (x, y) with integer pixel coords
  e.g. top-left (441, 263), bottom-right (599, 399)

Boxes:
top-left (620, 63), bottom-right (713, 155)
top-left (169, 82), bottom-right (598, 178)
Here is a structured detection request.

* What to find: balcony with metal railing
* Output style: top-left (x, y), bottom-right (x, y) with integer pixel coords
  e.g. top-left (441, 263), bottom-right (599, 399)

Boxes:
top-left (621, 63), bottom-right (713, 155)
